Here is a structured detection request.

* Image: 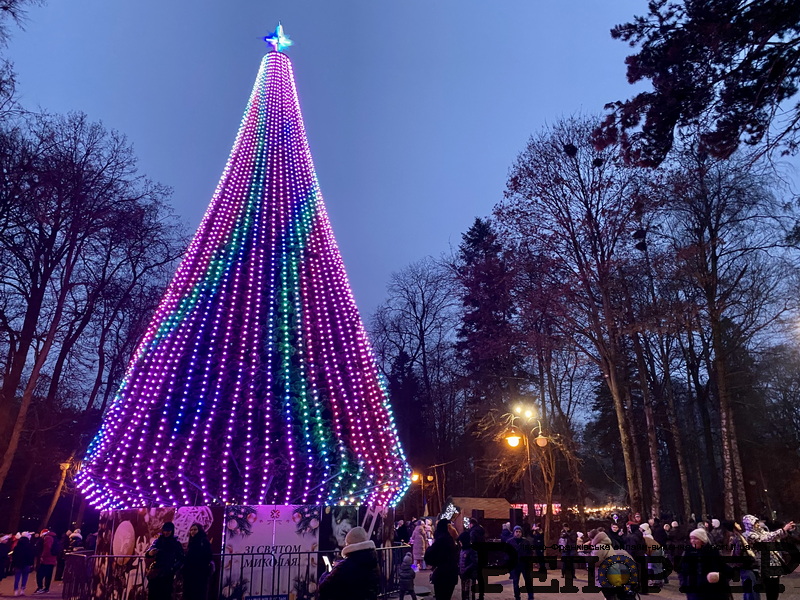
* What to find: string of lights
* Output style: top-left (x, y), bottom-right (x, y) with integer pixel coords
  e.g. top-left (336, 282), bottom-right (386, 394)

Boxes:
top-left (76, 29), bottom-right (411, 510)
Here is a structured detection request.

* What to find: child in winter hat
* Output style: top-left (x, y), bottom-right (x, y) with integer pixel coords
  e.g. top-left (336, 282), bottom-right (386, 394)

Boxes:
top-left (397, 552), bottom-right (417, 599)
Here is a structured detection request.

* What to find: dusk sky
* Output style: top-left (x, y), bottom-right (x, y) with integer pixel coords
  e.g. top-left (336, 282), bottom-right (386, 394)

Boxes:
top-left (9, 0), bottom-right (647, 319)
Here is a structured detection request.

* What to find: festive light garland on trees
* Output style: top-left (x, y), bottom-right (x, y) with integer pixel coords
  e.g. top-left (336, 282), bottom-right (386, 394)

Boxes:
top-left (76, 26), bottom-right (410, 509)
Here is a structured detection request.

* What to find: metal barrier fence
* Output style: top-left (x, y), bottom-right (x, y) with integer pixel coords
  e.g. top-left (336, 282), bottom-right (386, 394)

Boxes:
top-left (62, 544), bottom-right (410, 600)
top-left (62, 553), bottom-right (148, 600)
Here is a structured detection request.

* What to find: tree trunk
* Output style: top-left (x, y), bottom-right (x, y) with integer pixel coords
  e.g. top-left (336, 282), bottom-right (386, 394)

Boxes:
top-left (604, 358), bottom-right (643, 513)
top-left (726, 403), bottom-right (749, 517)
top-left (632, 331), bottom-right (662, 518)
top-left (710, 313), bottom-right (738, 520)
top-left (622, 383), bottom-right (646, 513)
top-left (6, 455), bottom-right (35, 532)
top-left (0, 248), bottom-right (76, 492)
top-left (661, 363), bottom-right (692, 521)
top-left (40, 459), bottom-right (71, 531)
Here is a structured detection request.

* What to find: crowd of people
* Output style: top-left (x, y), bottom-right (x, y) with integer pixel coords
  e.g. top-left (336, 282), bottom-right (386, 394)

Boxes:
top-left (0, 521), bottom-right (215, 600)
top-left (0, 528), bottom-right (92, 595)
top-left (579, 511), bottom-right (798, 600)
top-left (378, 512), bottom-right (799, 600)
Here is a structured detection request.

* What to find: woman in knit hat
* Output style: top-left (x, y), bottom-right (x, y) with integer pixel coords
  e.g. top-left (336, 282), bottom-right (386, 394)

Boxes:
top-left (678, 528), bottom-right (731, 600)
top-left (318, 526), bottom-right (380, 600)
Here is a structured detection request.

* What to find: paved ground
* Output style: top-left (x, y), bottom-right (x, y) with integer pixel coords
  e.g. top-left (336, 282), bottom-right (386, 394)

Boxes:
top-left (1, 569), bottom-right (799, 598)
top-left (0, 575), bottom-right (62, 598)
top-left (404, 569), bottom-right (800, 599)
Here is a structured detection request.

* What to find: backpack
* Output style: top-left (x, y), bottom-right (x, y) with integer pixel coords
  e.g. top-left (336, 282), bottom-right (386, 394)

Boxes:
top-left (50, 536), bottom-right (62, 557)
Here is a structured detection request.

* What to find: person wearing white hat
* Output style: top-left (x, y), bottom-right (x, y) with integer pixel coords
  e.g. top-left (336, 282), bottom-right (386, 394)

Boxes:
top-left (318, 527), bottom-right (380, 600)
top-left (678, 529), bottom-right (730, 600)
top-left (11, 533), bottom-right (35, 595)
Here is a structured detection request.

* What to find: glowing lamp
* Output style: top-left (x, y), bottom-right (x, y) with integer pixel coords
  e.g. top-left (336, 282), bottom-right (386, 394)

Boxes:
top-left (535, 434), bottom-right (548, 447)
top-left (506, 431), bottom-right (522, 447)
top-left (411, 473), bottom-right (420, 482)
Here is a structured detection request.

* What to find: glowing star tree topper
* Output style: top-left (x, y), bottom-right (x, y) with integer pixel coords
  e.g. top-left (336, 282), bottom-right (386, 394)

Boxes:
top-left (263, 22), bottom-right (293, 53)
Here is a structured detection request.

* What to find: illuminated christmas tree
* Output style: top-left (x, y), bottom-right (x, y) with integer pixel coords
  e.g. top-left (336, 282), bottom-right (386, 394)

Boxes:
top-left (77, 25), bottom-right (410, 510)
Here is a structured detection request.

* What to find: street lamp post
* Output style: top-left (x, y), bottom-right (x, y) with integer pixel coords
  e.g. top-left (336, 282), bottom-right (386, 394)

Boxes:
top-left (504, 404), bottom-right (550, 531)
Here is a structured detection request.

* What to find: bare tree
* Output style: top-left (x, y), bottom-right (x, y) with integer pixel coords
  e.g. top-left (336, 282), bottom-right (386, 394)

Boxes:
top-left (497, 115), bottom-right (647, 512)
top-left (0, 112), bottom-right (184, 493)
top-left (654, 147), bottom-right (798, 518)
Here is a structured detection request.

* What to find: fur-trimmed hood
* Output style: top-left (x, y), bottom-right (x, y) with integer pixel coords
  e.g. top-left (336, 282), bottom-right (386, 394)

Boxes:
top-left (341, 539), bottom-right (376, 556)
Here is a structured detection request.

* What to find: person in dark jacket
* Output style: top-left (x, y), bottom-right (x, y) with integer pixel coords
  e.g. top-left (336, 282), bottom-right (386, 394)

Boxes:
top-left (395, 520), bottom-right (411, 545)
top-left (35, 529), bottom-right (58, 593)
top-left (607, 523), bottom-right (625, 551)
top-left (145, 521), bottom-right (185, 600)
top-left (623, 523), bottom-right (646, 558)
top-left (397, 552), bottom-right (417, 600)
top-left (424, 519), bottom-right (459, 600)
top-left (651, 519), bottom-right (669, 547)
top-left (458, 528), bottom-right (475, 600)
top-left (678, 528), bottom-right (731, 600)
top-left (559, 523), bottom-right (578, 578)
top-left (0, 534), bottom-right (11, 582)
top-left (530, 524), bottom-right (546, 576)
top-left (501, 522), bottom-right (513, 544)
top-left (12, 534), bottom-right (35, 596)
top-left (182, 523), bottom-right (213, 600)
top-left (508, 526), bottom-right (533, 600)
top-left (318, 526), bottom-right (380, 600)
top-left (468, 519), bottom-right (485, 547)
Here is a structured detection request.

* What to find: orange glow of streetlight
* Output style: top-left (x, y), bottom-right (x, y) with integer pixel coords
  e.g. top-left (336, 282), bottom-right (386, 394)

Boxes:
top-left (411, 472), bottom-right (420, 482)
top-left (506, 430), bottom-right (522, 447)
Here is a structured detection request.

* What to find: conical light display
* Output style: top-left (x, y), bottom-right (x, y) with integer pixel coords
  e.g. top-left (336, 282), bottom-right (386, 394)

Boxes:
top-left (77, 30), bottom-right (410, 509)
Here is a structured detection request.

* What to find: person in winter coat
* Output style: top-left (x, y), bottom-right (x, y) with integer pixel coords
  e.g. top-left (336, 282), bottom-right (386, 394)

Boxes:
top-left (591, 531), bottom-right (638, 600)
top-left (318, 526), bottom-right (380, 600)
top-left (607, 523), bottom-right (625, 551)
top-left (639, 523), bottom-right (665, 589)
top-left (397, 552), bottom-right (417, 600)
top-left (652, 519), bottom-right (669, 547)
top-left (182, 523), bottom-right (213, 600)
top-left (742, 514), bottom-right (796, 600)
top-left (424, 519), bottom-right (459, 600)
top-left (731, 521), bottom-right (760, 600)
top-left (458, 528), bottom-right (476, 600)
top-left (501, 522), bottom-right (513, 544)
top-left (469, 519), bottom-right (485, 547)
top-left (0, 534), bottom-right (11, 582)
top-left (35, 529), bottom-right (58, 594)
top-left (678, 528), bottom-right (731, 600)
top-left (530, 525), bottom-right (546, 576)
top-left (68, 529), bottom-right (83, 551)
top-left (395, 520), bottom-right (411, 545)
top-left (708, 519), bottom-right (726, 548)
top-left (623, 523), bottom-right (646, 558)
top-left (558, 523), bottom-right (578, 578)
top-left (11, 534), bottom-right (35, 596)
top-left (411, 521), bottom-right (428, 570)
top-left (508, 526), bottom-right (533, 600)
top-left (145, 521), bottom-right (185, 600)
